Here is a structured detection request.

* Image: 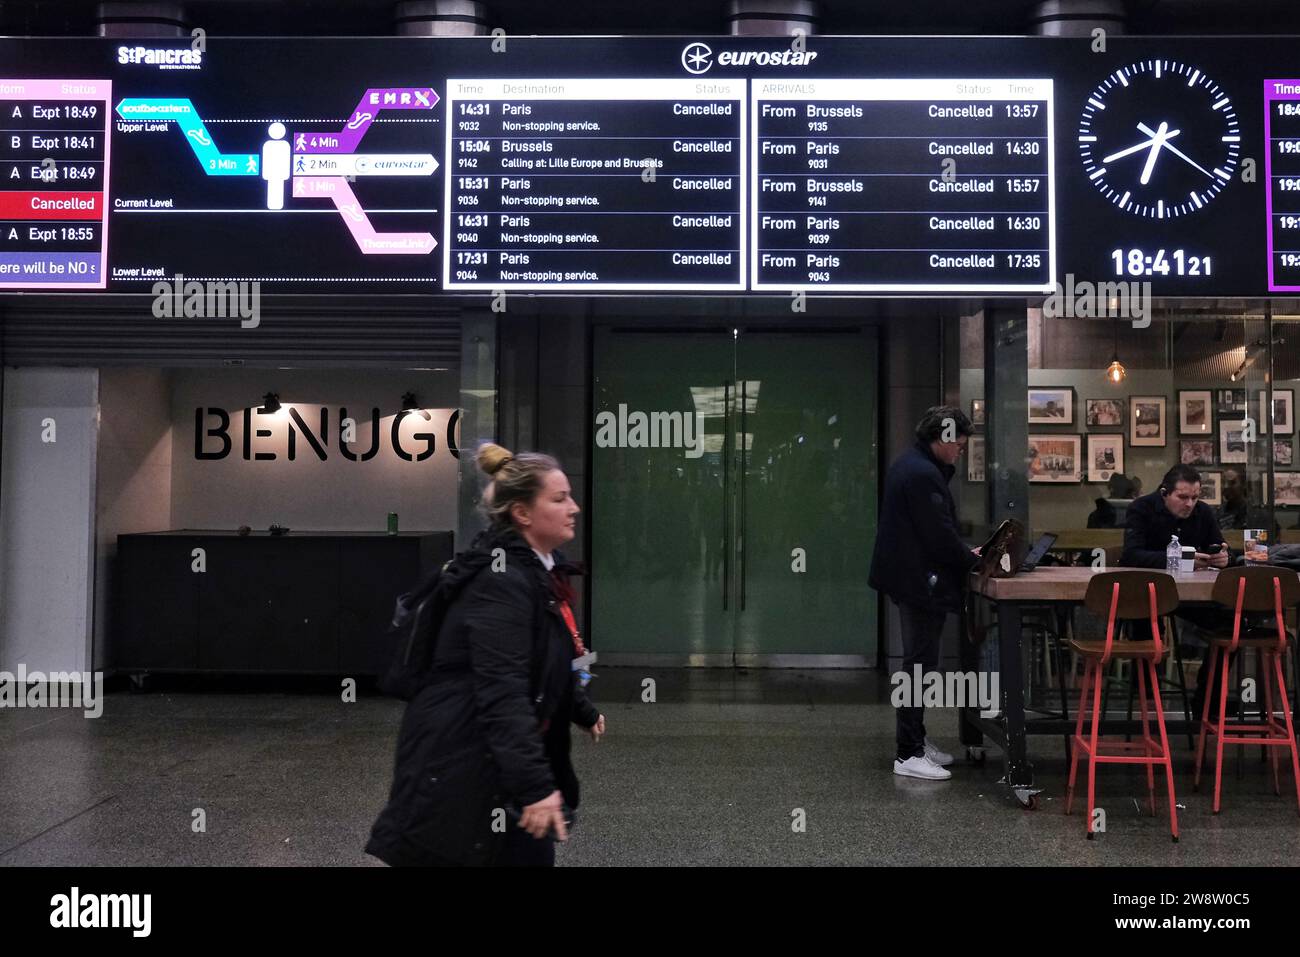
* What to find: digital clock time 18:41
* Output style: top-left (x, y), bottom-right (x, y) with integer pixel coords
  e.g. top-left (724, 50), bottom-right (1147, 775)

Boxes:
top-left (1112, 248), bottom-right (1211, 276)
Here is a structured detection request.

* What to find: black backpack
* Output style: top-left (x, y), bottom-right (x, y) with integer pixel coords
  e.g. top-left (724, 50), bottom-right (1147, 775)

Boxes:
top-left (379, 560), bottom-right (455, 700)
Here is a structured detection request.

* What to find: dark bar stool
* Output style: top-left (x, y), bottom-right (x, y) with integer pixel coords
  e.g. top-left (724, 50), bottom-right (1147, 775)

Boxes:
top-left (1066, 571), bottom-right (1180, 841)
top-left (1194, 566), bottom-right (1300, 815)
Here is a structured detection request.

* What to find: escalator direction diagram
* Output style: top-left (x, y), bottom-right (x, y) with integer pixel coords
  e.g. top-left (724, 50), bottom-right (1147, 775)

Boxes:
top-left (112, 86), bottom-right (440, 274)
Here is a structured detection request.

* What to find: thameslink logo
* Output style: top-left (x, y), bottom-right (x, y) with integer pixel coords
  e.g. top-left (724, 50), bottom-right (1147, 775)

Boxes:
top-left (117, 45), bottom-right (202, 70)
top-left (594, 404), bottom-right (706, 458)
top-left (681, 42), bottom-right (817, 75)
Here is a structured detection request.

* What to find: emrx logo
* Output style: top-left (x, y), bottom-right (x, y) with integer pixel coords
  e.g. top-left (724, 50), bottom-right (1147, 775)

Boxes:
top-left (681, 41), bottom-right (817, 74)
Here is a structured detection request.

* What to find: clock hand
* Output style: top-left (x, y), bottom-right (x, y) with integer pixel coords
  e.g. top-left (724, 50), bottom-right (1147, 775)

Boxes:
top-left (1159, 138), bottom-right (1215, 179)
top-left (1137, 122), bottom-right (1181, 141)
top-left (1101, 122), bottom-right (1182, 163)
top-left (1102, 137), bottom-right (1158, 164)
top-left (1139, 121), bottom-right (1171, 186)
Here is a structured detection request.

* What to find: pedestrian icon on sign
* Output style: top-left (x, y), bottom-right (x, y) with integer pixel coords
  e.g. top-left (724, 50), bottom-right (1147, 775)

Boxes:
top-left (261, 121), bottom-right (291, 210)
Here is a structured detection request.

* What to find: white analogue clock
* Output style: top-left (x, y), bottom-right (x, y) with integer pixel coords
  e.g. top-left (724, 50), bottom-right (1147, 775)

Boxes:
top-left (1079, 59), bottom-right (1240, 218)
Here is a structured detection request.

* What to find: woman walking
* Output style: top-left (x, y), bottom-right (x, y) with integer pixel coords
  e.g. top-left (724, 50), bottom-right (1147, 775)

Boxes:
top-left (367, 443), bottom-right (605, 866)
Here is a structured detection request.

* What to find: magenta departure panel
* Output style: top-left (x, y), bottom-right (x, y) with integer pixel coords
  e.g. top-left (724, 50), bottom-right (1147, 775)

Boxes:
top-left (0, 78), bottom-right (111, 289)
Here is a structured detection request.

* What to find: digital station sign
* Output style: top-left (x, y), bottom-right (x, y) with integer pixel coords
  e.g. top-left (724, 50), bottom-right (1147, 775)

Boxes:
top-left (750, 78), bottom-right (1053, 292)
top-left (444, 78), bottom-right (747, 291)
top-left (0, 77), bottom-right (111, 288)
top-left (1266, 79), bottom-right (1300, 291)
top-left (0, 36), bottom-right (1294, 297)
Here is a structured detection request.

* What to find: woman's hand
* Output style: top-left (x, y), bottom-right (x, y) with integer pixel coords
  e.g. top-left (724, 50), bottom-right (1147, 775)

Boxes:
top-left (519, 790), bottom-right (568, 841)
top-left (589, 714), bottom-right (606, 742)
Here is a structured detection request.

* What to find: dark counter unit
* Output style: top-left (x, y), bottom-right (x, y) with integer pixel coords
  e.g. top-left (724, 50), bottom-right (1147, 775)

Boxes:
top-left (114, 530), bottom-right (453, 676)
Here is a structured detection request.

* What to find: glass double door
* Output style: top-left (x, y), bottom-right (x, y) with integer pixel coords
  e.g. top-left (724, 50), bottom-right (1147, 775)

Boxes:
top-left (591, 327), bottom-right (878, 665)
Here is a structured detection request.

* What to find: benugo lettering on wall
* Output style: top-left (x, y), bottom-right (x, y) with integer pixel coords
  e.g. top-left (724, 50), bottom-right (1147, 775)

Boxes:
top-left (194, 406), bottom-right (461, 462)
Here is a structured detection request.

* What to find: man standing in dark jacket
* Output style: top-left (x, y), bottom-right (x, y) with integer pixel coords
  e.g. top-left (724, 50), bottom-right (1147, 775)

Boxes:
top-left (869, 406), bottom-right (978, 781)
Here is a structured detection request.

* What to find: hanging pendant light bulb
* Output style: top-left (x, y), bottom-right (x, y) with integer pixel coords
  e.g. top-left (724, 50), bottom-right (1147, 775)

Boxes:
top-left (1105, 316), bottom-right (1126, 384)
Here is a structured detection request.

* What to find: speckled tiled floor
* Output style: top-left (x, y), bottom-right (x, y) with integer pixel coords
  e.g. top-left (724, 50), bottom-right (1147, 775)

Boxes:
top-left (1, 669), bottom-right (1297, 866)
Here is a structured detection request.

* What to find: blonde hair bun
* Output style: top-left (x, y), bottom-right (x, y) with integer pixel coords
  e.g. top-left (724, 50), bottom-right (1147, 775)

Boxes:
top-left (477, 442), bottom-right (515, 477)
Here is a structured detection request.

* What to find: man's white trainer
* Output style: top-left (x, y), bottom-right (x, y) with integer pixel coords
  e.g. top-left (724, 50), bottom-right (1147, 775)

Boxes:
top-left (893, 755), bottom-right (952, 780)
top-left (924, 739), bottom-right (955, 767)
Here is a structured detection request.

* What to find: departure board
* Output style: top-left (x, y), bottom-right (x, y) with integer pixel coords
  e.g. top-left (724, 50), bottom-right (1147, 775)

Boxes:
top-left (0, 36), bottom-right (1297, 297)
top-left (1266, 79), bottom-right (1300, 291)
top-left (0, 78), bottom-right (111, 289)
top-left (444, 78), bottom-right (746, 290)
top-left (751, 79), bottom-right (1054, 292)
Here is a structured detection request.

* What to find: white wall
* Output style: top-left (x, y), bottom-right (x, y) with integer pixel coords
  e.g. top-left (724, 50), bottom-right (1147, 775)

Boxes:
top-left (168, 369), bottom-right (460, 533)
top-left (93, 368), bottom-right (173, 671)
top-left (0, 368), bottom-right (98, 673)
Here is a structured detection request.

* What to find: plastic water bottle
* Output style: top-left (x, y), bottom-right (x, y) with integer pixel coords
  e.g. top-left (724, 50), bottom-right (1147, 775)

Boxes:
top-left (1166, 535), bottom-right (1181, 574)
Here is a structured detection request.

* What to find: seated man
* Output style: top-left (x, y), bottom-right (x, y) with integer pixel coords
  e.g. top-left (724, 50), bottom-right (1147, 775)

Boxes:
top-left (1120, 464), bottom-right (1233, 717)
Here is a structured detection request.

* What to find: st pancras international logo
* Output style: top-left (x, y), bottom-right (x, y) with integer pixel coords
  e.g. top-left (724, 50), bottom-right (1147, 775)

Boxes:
top-left (682, 42), bottom-right (713, 74)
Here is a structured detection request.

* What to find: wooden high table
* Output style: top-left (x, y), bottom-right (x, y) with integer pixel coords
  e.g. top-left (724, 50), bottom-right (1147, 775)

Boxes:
top-left (962, 566), bottom-right (1299, 808)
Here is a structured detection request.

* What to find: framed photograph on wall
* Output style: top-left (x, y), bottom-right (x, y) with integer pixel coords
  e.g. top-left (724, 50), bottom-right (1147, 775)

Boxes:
top-left (1178, 390), bottom-right (1213, 435)
top-left (1200, 471), bottom-right (1222, 506)
top-left (1130, 395), bottom-right (1167, 447)
top-left (1085, 398), bottom-right (1124, 428)
top-left (1086, 434), bottom-right (1124, 483)
top-left (1219, 421), bottom-right (1248, 464)
top-left (1179, 439), bottom-right (1215, 467)
top-left (967, 435), bottom-right (985, 482)
top-left (1217, 389), bottom-right (1246, 414)
top-left (1028, 387), bottom-right (1074, 425)
top-left (1258, 390), bottom-right (1295, 435)
top-left (970, 399), bottom-right (985, 428)
top-left (1277, 437), bottom-right (1295, 467)
top-left (1275, 471), bottom-right (1300, 507)
top-left (1028, 435), bottom-right (1081, 483)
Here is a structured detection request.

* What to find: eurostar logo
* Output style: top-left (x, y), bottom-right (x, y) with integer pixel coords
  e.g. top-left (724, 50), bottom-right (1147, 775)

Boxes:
top-left (682, 42), bottom-right (713, 75)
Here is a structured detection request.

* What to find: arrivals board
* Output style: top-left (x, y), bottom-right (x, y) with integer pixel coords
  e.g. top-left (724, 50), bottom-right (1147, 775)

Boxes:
top-left (0, 36), bottom-right (1295, 296)
top-left (750, 78), bottom-right (1053, 292)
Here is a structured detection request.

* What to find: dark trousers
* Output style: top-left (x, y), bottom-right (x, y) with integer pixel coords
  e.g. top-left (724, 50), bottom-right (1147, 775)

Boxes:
top-left (496, 825), bottom-right (556, 867)
top-left (896, 601), bottom-right (947, 761)
top-left (1175, 608), bottom-right (1240, 712)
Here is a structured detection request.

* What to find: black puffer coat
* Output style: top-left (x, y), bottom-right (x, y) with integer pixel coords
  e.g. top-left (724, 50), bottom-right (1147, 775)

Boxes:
top-left (366, 527), bottom-right (600, 866)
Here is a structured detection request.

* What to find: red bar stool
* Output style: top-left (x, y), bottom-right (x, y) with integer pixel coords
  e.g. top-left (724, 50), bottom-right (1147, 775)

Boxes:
top-left (1194, 566), bottom-right (1300, 815)
top-left (1066, 571), bottom-right (1180, 841)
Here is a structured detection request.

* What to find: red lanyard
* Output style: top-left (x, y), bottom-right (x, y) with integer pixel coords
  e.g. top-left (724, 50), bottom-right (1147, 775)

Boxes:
top-left (557, 599), bottom-right (587, 657)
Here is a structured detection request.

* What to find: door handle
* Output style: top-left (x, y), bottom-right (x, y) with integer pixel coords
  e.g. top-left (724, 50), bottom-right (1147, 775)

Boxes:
top-left (722, 380), bottom-right (731, 611)
top-left (740, 378), bottom-right (747, 612)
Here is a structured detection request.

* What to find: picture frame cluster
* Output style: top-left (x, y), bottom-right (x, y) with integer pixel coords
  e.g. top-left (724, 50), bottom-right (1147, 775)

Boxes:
top-left (964, 386), bottom-right (1298, 502)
